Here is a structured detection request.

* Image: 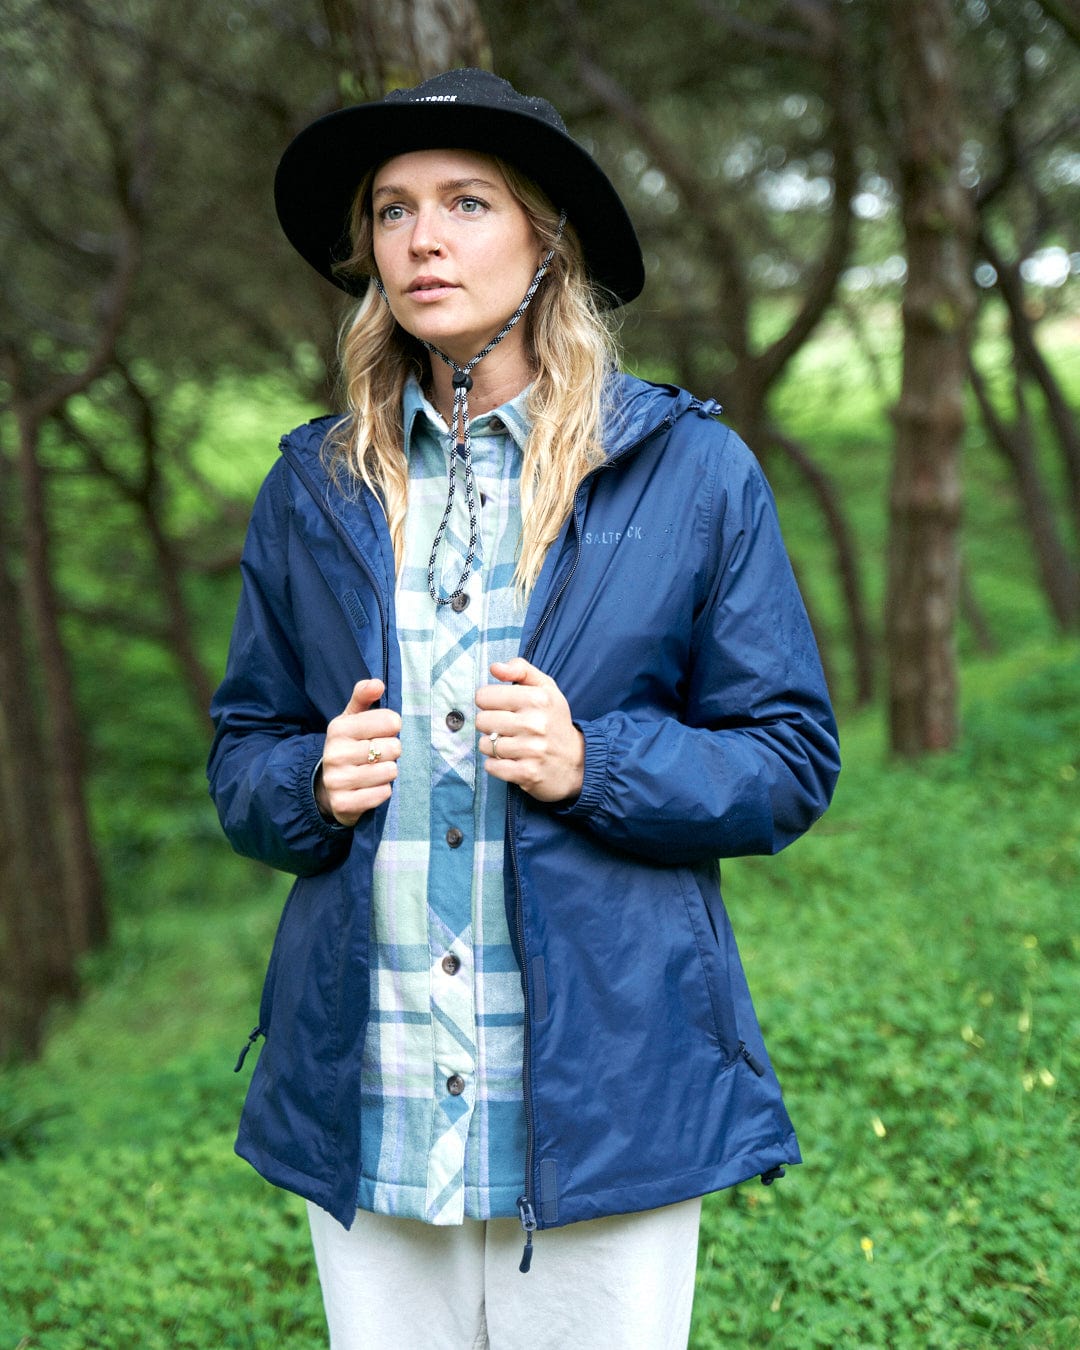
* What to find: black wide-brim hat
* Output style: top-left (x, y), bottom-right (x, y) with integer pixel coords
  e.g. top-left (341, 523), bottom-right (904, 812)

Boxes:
top-left (274, 68), bottom-right (644, 307)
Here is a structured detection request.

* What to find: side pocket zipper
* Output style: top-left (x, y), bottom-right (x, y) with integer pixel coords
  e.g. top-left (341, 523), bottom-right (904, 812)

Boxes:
top-left (234, 1026), bottom-right (264, 1073)
top-left (739, 1041), bottom-right (766, 1077)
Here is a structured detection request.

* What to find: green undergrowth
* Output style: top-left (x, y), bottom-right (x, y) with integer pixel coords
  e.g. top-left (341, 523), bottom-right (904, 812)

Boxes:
top-left (691, 640), bottom-right (1080, 1348)
top-left (2, 641), bottom-right (1077, 1348)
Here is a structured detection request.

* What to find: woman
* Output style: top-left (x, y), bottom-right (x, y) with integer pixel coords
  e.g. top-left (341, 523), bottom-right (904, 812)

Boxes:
top-left (209, 68), bottom-right (840, 1349)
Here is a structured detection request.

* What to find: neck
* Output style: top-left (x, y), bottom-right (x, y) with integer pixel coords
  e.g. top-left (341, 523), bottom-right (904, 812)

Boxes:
top-left (427, 338), bottom-right (533, 429)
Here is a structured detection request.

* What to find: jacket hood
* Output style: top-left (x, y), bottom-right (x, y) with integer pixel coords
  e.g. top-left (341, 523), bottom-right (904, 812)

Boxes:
top-left (600, 372), bottom-right (708, 456)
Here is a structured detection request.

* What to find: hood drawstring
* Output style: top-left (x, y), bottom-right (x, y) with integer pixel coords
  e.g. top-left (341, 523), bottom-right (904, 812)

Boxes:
top-left (374, 211), bottom-right (566, 605)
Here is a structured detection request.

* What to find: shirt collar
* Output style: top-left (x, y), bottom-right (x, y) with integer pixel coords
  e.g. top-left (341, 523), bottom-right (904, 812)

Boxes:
top-left (402, 375), bottom-right (532, 457)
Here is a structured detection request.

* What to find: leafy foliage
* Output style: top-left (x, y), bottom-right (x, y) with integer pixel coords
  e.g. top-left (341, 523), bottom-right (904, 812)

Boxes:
top-left (1, 644), bottom-right (1076, 1346)
top-left (690, 642), bottom-right (1080, 1348)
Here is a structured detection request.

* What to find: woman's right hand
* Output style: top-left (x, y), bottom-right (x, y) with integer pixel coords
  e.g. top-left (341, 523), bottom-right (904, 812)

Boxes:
top-left (315, 679), bottom-right (402, 825)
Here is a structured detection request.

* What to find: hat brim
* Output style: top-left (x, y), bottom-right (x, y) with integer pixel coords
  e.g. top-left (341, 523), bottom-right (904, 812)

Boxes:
top-left (274, 101), bottom-right (644, 307)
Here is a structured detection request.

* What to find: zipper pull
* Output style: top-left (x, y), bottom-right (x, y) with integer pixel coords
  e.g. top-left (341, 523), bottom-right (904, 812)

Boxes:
top-left (516, 1196), bottom-right (538, 1273)
top-left (739, 1042), bottom-right (766, 1077)
top-left (234, 1026), bottom-right (263, 1073)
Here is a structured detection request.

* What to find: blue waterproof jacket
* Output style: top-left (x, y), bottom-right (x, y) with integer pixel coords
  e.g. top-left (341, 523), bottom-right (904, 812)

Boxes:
top-left (208, 373), bottom-right (840, 1235)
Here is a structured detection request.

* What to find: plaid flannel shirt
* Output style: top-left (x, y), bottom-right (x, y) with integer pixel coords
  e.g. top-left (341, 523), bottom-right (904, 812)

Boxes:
top-left (357, 378), bottom-right (529, 1224)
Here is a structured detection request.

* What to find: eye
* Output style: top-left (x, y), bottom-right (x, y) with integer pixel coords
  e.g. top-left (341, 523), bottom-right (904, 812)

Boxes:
top-left (377, 204), bottom-right (407, 223)
top-left (457, 196), bottom-right (487, 215)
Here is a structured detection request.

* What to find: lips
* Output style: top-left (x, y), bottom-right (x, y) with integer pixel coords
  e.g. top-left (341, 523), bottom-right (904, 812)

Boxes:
top-left (408, 276), bottom-right (457, 294)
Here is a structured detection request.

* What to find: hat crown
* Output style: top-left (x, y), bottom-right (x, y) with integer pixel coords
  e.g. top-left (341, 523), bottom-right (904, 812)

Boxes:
top-left (383, 68), bottom-right (567, 136)
top-left (274, 68), bottom-right (644, 306)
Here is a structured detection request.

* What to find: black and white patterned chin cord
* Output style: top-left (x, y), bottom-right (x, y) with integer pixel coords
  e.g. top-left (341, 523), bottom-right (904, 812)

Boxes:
top-left (374, 210), bottom-right (566, 605)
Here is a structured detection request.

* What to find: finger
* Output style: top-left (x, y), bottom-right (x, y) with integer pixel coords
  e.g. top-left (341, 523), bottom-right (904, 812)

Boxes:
top-left (342, 678), bottom-right (385, 716)
top-left (479, 732), bottom-right (517, 761)
top-left (481, 755), bottom-right (516, 785)
top-left (356, 735), bottom-right (403, 766)
top-left (324, 736), bottom-right (402, 772)
top-left (334, 706), bottom-right (403, 741)
top-left (475, 683), bottom-right (540, 713)
top-left (489, 658), bottom-right (552, 688)
top-left (327, 781), bottom-right (395, 826)
top-left (322, 756), bottom-right (399, 796)
top-left (474, 711), bottom-right (522, 738)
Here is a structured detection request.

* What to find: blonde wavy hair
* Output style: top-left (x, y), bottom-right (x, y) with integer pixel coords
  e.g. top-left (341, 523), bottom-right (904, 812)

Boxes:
top-left (326, 157), bottom-right (619, 595)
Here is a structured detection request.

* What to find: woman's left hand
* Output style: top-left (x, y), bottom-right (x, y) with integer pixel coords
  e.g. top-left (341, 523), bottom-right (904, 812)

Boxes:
top-left (475, 658), bottom-right (585, 803)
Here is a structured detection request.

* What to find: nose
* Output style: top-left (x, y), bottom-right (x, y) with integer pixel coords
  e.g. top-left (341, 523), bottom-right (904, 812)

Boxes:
top-left (409, 207), bottom-right (444, 258)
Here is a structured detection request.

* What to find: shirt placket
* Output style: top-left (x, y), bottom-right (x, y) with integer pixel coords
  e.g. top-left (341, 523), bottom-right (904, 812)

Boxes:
top-left (424, 435), bottom-right (483, 1224)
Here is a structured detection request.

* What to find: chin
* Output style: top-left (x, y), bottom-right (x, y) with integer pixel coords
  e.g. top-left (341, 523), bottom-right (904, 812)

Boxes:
top-left (412, 324), bottom-right (488, 363)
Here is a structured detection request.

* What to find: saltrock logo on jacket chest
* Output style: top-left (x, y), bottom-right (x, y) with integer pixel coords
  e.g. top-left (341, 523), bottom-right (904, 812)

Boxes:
top-left (582, 524), bottom-right (645, 546)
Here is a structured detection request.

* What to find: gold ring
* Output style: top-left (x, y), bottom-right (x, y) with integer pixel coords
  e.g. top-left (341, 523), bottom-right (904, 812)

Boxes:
top-left (367, 742), bottom-right (382, 763)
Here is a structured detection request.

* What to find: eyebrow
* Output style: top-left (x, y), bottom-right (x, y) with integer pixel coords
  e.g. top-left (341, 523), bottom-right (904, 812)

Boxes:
top-left (372, 176), bottom-right (502, 202)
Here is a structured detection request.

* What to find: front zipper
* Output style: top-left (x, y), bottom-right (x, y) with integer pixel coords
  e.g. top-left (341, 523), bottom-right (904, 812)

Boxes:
top-left (507, 412), bottom-right (678, 1271)
top-left (516, 1195), bottom-right (537, 1273)
top-left (509, 789), bottom-right (538, 1273)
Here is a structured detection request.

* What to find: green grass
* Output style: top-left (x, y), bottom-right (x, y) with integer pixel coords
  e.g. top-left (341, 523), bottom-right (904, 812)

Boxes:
top-left (1, 640), bottom-right (1076, 1348)
top-left (689, 641), bottom-right (1080, 1348)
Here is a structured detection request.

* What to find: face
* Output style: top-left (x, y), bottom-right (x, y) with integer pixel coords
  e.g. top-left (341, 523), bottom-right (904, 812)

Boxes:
top-left (371, 148), bottom-right (543, 367)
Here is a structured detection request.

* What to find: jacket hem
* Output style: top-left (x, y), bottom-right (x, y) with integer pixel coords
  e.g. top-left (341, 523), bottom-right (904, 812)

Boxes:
top-left (236, 1126), bottom-right (799, 1234)
top-left (539, 1135), bottom-right (802, 1230)
top-left (236, 1131), bottom-right (357, 1230)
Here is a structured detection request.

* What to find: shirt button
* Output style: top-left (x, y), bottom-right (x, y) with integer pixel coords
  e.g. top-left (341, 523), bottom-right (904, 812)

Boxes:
top-left (451, 592), bottom-right (470, 613)
top-left (446, 827), bottom-right (464, 848)
top-left (445, 709), bottom-right (465, 732)
top-left (488, 416), bottom-right (505, 433)
top-left (446, 1074), bottom-right (466, 1096)
top-left (442, 953), bottom-right (461, 975)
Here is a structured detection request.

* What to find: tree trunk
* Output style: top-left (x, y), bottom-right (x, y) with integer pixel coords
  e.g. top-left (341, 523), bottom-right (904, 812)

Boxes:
top-left (770, 427), bottom-right (876, 707)
top-left (321, 0), bottom-right (490, 96)
top-left (885, 0), bottom-right (976, 754)
top-left (568, 7), bottom-right (873, 708)
top-left (0, 493), bottom-right (77, 1060)
top-left (968, 358), bottom-right (1080, 629)
top-left (978, 234), bottom-right (1080, 541)
top-left (11, 411), bottom-right (109, 954)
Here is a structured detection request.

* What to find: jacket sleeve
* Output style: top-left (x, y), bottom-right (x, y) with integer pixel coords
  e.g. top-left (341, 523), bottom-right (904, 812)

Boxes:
top-left (207, 461), bottom-right (353, 877)
top-left (557, 430), bottom-right (840, 865)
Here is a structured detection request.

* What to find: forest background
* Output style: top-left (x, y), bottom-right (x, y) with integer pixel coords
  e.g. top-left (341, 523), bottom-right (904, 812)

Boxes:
top-left (1, 0), bottom-right (1078, 1345)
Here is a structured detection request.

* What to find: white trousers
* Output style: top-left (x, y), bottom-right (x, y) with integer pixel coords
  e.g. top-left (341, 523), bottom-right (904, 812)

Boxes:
top-left (307, 1196), bottom-right (702, 1350)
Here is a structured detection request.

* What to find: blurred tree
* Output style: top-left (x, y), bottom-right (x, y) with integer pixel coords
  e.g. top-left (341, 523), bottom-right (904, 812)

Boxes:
top-left (1032, 0), bottom-right (1080, 45)
top-left (882, 0), bottom-right (975, 753)
top-left (964, 0), bottom-right (1080, 630)
top-left (0, 460), bottom-right (77, 1058)
top-left (485, 0), bottom-right (1079, 732)
top-left (2, 0), bottom-right (1078, 1052)
top-left (0, 0), bottom-right (489, 1057)
top-left (487, 0), bottom-right (876, 706)
top-left (321, 0), bottom-right (490, 95)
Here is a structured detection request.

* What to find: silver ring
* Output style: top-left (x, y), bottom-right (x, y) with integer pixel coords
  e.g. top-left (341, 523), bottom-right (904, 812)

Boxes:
top-left (490, 732), bottom-right (503, 760)
top-left (367, 741), bottom-right (382, 763)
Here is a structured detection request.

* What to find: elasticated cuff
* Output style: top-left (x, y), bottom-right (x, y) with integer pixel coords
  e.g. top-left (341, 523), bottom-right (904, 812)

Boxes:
top-left (301, 750), bottom-right (353, 837)
top-left (552, 719), bottom-right (609, 820)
